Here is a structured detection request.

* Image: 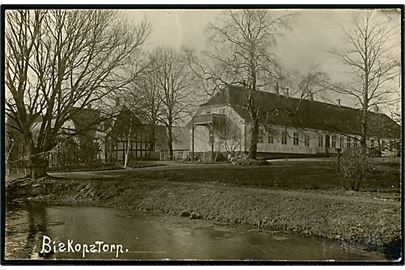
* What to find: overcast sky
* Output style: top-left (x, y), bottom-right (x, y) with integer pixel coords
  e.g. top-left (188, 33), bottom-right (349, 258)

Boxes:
top-left (124, 8), bottom-right (401, 114)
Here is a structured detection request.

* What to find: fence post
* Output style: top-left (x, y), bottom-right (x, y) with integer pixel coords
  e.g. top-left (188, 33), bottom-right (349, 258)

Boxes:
top-left (191, 121), bottom-right (194, 163)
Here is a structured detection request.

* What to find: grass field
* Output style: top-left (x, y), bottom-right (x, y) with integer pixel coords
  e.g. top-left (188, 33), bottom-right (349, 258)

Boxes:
top-left (70, 158), bottom-right (401, 193)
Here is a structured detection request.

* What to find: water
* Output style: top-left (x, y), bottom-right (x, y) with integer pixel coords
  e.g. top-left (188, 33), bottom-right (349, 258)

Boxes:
top-left (5, 204), bottom-right (387, 261)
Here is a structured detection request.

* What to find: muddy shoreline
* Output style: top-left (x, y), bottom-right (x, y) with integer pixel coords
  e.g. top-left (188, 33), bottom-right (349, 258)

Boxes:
top-left (6, 176), bottom-right (402, 259)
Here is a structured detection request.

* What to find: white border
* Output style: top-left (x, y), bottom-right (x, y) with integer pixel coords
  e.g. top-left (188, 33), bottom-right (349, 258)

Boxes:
top-left (0, 0), bottom-right (404, 5)
top-left (1, 1), bottom-right (402, 270)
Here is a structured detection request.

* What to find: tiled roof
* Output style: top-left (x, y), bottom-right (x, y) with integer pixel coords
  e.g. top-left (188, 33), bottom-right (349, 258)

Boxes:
top-left (69, 107), bottom-right (101, 136)
top-left (201, 85), bottom-right (400, 138)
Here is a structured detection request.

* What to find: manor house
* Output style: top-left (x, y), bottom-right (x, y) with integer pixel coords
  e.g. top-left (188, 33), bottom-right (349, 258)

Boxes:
top-left (190, 85), bottom-right (400, 159)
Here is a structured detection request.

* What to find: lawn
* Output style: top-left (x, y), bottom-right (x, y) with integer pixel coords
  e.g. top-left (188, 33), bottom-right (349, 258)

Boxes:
top-left (113, 159), bottom-right (401, 193)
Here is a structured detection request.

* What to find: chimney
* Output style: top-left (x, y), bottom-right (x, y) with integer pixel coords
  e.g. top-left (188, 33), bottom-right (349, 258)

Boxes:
top-left (87, 104), bottom-right (92, 110)
top-left (337, 99), bottom-right (341, 107)
top-left (375, 105), bottom-right (379, 113)
top-left (285, 87), bottom-right (289, 97)
top-left (274, 81), bottom-right (280, 95)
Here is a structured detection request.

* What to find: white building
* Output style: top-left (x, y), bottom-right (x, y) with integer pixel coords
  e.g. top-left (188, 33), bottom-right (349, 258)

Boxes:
top-left (190, 86), bottom-right (400, 159)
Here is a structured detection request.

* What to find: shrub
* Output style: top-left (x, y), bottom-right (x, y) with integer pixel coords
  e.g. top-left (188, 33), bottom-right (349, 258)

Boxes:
top-left (190, 152), bottom-right (228, 163)
top-left (230, 153), bottom-right (269, 166)
top-left (337, 147), bottom-right (371, 191)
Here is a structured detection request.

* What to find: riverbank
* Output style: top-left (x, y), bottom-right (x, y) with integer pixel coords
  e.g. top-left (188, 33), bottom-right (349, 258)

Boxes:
top-left (6, 170), bottom-right (402, 259)
top-left (5, 204), bottom-right (388, 261)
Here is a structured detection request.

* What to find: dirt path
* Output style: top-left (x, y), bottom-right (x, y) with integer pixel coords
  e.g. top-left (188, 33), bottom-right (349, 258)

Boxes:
top-left (47, 162), bottom-right (232, 179)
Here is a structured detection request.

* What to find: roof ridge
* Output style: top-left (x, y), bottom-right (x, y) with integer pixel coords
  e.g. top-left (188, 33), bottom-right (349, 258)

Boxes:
top-left (226, 85), bottom-right (388, 116)
top-left (218, 85), bottom-right (399, 138)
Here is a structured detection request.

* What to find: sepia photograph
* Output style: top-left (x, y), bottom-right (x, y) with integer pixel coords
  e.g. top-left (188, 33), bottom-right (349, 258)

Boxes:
top-left (1, 5), bottom-right (403, 264)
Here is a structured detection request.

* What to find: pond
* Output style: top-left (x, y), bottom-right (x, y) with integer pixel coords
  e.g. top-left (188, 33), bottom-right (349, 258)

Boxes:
top-left (5, 204), bottom-right (387, 261)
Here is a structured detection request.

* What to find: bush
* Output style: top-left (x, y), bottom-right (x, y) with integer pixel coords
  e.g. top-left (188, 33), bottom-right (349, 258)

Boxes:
top-left (190, 152), bottom-right (228, 163)
top-left (230, 153), bottom-right (269, 166)
top-left (368, 147), bottom-right (382, 157)
top-left (337, 147), bottom-right (371, 191)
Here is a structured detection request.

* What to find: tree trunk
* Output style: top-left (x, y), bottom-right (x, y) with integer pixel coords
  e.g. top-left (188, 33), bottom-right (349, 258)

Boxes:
top-left (124, 136), bottom-right (130, 168)
top-left (167, 125), bottom-right (173, 161)
top-left (360, 106), bottom-right (368, 151)
top-left (377, 138), bottom-right (382, 157)
top-left (248, 120), bottom-right (259, 159)
top-left (124, 118), bottom-right (132, 168)
top-left (28, 152), bottom-right (49, 179)
top-left (149, 123), bottom-right (156, 151)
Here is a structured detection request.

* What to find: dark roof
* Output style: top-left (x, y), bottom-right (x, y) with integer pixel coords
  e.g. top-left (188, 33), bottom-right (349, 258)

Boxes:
top-left (201, 85), bottom-right (400, 138)
top-left (110, 106), bottom-right (142, 137)
top-left (68, 106), bottom-right (191, 150)
top-left (69, 107), bottom-right (101, 134)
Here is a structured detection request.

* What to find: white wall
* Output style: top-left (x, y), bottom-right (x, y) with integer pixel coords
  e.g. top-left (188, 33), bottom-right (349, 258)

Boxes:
top-left (192, 105), bottom-right (245, 153)
top-left (255, 125), bottom-right (368, 155)
top-left (192, 105), bottom-right (399, 157)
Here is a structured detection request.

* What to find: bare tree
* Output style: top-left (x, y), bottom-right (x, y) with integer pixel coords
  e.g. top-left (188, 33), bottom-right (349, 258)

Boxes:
top-left (5, 10), bottom-right (150, 178)
top-left (150, 47), bottom-right (196, 160)
top-left (295, 70), bottom-right (328, 100)
top-left (188, 9), bottom-right (291, 159)
top-left (125, 62), bottom-right (162, 152)
top-left (220, 118), bottom-right (243, 156)
top-left (330, 10), bottom-right (400, 150)
top-left (273, 65), bottom-right (330, 110)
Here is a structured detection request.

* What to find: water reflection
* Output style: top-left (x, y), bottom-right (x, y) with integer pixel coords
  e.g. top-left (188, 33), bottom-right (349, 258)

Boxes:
top-left (7, 205), bottom-right (387, 261)
top-left (25, 204), bottom-right (52, 258)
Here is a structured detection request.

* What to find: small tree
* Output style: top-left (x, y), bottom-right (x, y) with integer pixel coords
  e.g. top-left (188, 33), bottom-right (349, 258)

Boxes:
top-left (220, 118), bottom-right (243, 157)
top-left (338, 147), bottom-right (371, 191)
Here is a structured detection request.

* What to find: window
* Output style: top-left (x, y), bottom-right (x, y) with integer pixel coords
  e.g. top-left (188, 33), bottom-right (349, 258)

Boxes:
top-left (346, 137), bottom-right (351, 148)
top-left (318, 134), bottom-right (323, 147)
top-left (281, 131), bottom-right (288, 145)
top-left (117, 141), bottom-right (123, 150)
top-left (331, 135), bottom-right (336, 148)
top-left (353, 139), bottom-right (358, 148)
top-left (304, 134), bottom-right (310, 146)
top-left (258, 129), bottom-right (264, 143)
top-left (390, 140), bottom-right (394, 151)
top-left (370, 139), bottom-right (375, 148)
top-left (339, 137), bottom-right (344, 148)
top-left (293, 132), bottom-right (299, 145)
top-left (268, 134), bottom-right (274, 144)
